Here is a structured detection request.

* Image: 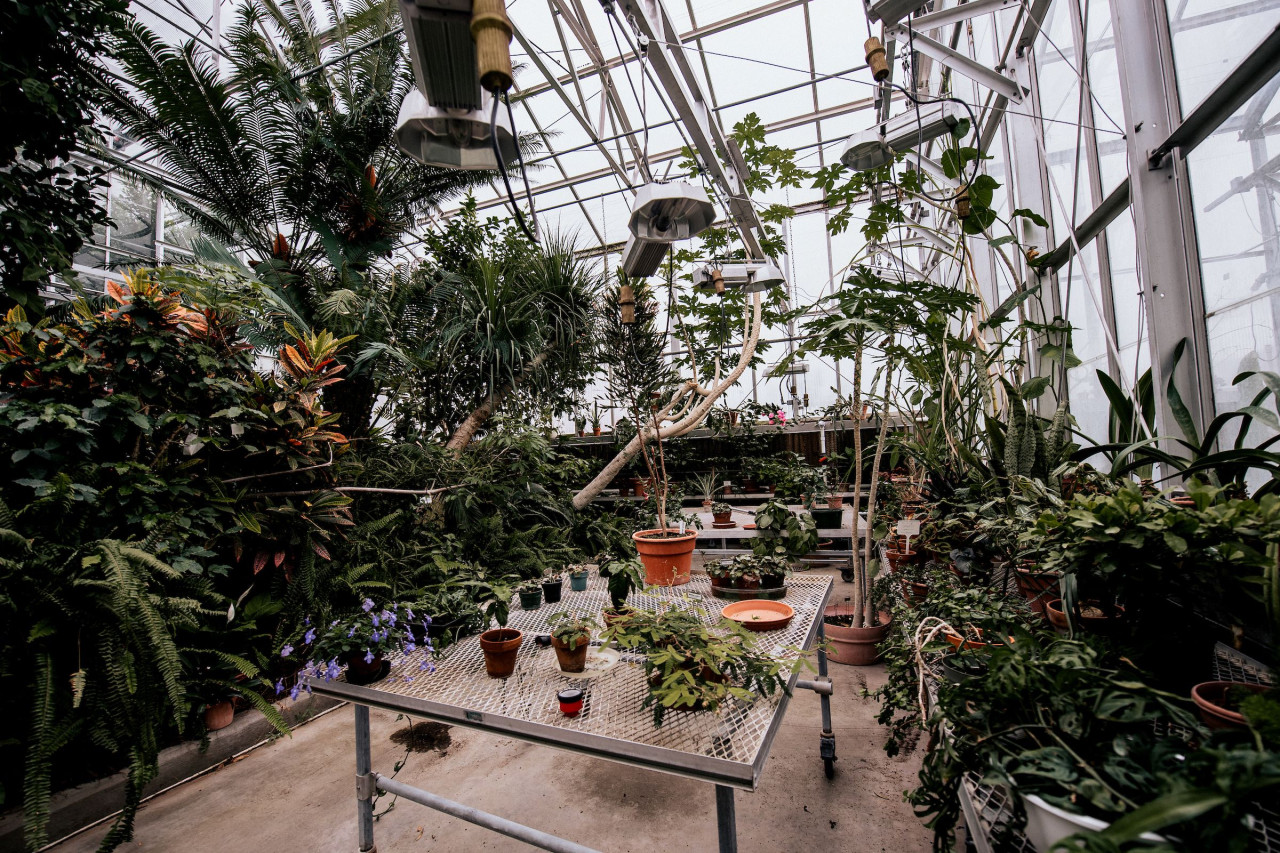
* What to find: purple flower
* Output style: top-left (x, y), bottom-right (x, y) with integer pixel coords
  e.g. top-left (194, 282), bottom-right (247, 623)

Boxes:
top-left (330, 619), bottom-right (339, 627)
top-left (406, 607), bottom-right (415, 621)
top-left (362, 598), bottom-right (375, 612)
top-left (290, 683), bottom-right (302, 701)
top-left (405, 640), bottom-right (416, 653)
top-left (275, 679), bottom-right (285, 696)
top-left (303, 628), bottom-right (316, 645)
top-left (347, 626), bottom-right (356, 638)
top-left (281, 644), bottom-right (294, 658)
top-left (325, 659), bottom-right (341, 680)
top-left (419, 658), bottom-right (434, 672)
top-left (303, 616), bottom-right (311, 626)
top-left (371, 614), bottom-right (380, 627)
top-left (403, 676), bottom-right (414, 684)
top-left (386, 612), bottom-right (397, 626)
top-left (364, 650), bottom-right (375, 664)
top-left (423, 615), bottom-right (433, 626)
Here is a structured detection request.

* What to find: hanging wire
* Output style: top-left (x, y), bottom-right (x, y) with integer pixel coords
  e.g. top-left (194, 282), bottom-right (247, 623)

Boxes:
top-left (490, 94), bottom-right (540, 243)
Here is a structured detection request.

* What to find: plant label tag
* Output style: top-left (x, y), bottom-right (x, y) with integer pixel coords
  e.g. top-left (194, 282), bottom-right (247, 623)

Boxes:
top-left (464, 710), bottom-right (484, 723)
top-left (897, 519), bottom-right (921, 537)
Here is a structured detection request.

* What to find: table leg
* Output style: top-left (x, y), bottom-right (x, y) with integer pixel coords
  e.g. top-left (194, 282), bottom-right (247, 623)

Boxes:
top-left (355, 704), bottom-right (376, 852)
top-left (715, 785), bottom-right (738, 853)
top-left (817, 621), bottom-right (837, 779)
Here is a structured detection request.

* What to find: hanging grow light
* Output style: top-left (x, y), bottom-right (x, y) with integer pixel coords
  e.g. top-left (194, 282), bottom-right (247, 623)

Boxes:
top-left (394, 88), bottom-right (517, 171)
top-left (622, 182), bottom-right (716, 277)
top-left (693, 261), bottom-right (787, 294)
top-left (840, 102), bottom-right (961, 172)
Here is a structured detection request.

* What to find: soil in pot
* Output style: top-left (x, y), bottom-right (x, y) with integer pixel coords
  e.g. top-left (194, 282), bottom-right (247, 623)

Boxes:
top-left (1191, 680), bottom-right (1270, 729)
top-left (633, 528), bottom-right (697, 586)
top-left (823, 606), bottom-right (892, 666)
top-left (344, 651), bottom-right (387, 685)
top-left (1046, 599), bottom-right (1124, 634)
top-left (204, 700), bottom-right (235, 731)
top-left (479, 628), bottom-right (524, 678)
top-left (551, 635), bottom-right (591, 673)
top-left (519, 590), bottom-right (543, 610)
top-left (541, 578), bottom-right (563, 604)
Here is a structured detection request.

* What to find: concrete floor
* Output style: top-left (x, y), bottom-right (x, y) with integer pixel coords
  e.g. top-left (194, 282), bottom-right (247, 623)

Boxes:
top-left (53, 569), bottom-right (932, 853)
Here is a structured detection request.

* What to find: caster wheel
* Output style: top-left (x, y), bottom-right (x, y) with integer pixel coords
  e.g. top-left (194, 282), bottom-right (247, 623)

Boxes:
top-left (840, 569), bottom-right (854, 583)
top-left (823, 757), bottom-right (835, 779)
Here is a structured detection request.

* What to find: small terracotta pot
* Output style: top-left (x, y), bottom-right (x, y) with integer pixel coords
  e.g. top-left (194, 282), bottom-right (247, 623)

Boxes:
top-left (558, 688), bottom-right (584, 717)
top-left (1191, 681), bottom-right (1269, 729)
top-left (900, 579), bottom-right (929, 606)
top-left (827, 495), bottom-right (844, 509)
top-left (1046, 599), bottom-right (1124, 634)
top-left (886, 549), bottom-right (917, 574)
top-left (592, 427), bottom-right (602, 436)
top-left (1045, 599), bottom-right (1070, 631)
top-left (551, 635), bottom-right (590, 673)
top-left (712, 511), bottom-right (732, 524)
top-left (1015, 568), bottom-right (1061, 616)
top-left (823, 607), bottom-right (892, 666)
top-left (632, 477), bottom-right (649, 498)
top-left (479, 628), bottom-right (523, 678)
top-left (709, 574), bottom-right (732, 589)
top-left (204, 700), bottom-right (235, 731)
top-left (633, 529), bottom-right (697, 586)
top-left (942, 627), bottom-right (1009, 650)
top-left (702, 500), bottom-right (714, 510)
top-left (737, 575), bottom-right (760, 591)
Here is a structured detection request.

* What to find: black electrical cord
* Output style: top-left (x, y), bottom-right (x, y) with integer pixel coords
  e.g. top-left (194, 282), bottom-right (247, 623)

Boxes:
top-left (490, 93), bottom-right (539, 243)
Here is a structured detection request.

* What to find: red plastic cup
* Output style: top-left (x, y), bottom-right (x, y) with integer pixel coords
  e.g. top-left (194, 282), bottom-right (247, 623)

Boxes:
top-left (557, 688), bottom-right (584, 717)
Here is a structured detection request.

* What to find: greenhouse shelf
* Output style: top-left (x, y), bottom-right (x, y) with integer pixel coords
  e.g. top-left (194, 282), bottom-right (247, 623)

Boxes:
top-left (303, 575), bottom-right (835, 853)
top-left (958, 643), bottom-right (1277, 853)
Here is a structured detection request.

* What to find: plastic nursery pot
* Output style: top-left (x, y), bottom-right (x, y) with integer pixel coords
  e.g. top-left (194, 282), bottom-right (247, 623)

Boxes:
top-left (632, 528), bottom-right (697, 586)
top-left (519, 589), bottom-right (544, 610)
top-left (343, 651), bottom-right (386, 685)
top-left (479, 628), bottom-right (524, 678)
top-left (1015, 567), bottom-right (1061, 616)
top-left (551, 635), bottom-right (591, 673)
top-left (822, 606), bottom-right (892, 666)
top-left (569, 571), bottom-right (589, 592)
top-left (1191, 681), bottom-right (1270, 730)
top-left (557, 688), bottom-right (585, 717)
top-left (541, 578), bottom-right (564, 604)
top-left (935, 652), bottom-right (988, 684)
top-left (204, 700), bottom-right (235, 732)
top-left (809, 508), bottom-right (844, 529)
top-left (1022, 793), bottom-right (1166, 852)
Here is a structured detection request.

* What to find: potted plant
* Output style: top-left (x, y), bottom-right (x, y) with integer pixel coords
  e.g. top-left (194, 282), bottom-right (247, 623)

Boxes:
top-left (476, 581), bottom-right (523, 678)
top-left (183, 650), bottom-right (285, 734)
top-left (1190, 680), bottom-right (1272, 729)
top-left (298, 600), bottom-right (418, 686)
top-left (573, 413), bottom-right (586, 437)
top-left (547, 611), bottom-right (598, 673)
top-left (823, 574), bottom-right (893, 666)
top-left (518, 580), bottom-right (544, 610)
top-left (598, 555), bottom-right (646, 625)
top-left (711, 500), bottom-right (734, 525)
top-left (590, 402), bottom-right (603, 436)
top-left (752, 499), bottom-right (818, 561)
top-left (690, 470), bottom-right (722, 510)
top-left (567, 563), bottom-right (591, 592)
top-left (541, 569), bottom-right (564, 604)
top-left (755, 554), bottom-right (791, 588)
top-left (601, 604), bottom-right (800, 726)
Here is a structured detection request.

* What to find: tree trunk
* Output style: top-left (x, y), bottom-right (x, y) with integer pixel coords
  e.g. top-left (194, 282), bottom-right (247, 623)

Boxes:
top-left (862, 355), bottom-right (895, 626)
top-left (850, 343), bottom-right (865, 627)
top-left (445, 351), bottom-right (550, 454)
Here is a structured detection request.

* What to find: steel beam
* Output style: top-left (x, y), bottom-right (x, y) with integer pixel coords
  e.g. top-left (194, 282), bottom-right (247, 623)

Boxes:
top-left (884, 28), bottom-right (1024, 102)
top-left (1110, 0), bottom-right (1213, 444)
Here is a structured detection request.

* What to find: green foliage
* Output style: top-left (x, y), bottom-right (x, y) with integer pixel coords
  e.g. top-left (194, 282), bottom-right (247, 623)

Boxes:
top-left (601, 603), bottom-right (800, 727)
top-left (547, 610), bottom-right (597, 649)
top-left (751, 499), bottom-right (818, 560)
top-left (0, 0), bottom-right (127, 312)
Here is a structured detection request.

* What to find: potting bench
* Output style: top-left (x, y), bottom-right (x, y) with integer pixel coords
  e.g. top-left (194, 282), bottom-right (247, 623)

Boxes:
top-left (692, 504), bottom-right (866, 565)
top-left (303, 574), bottom-right (835, 853)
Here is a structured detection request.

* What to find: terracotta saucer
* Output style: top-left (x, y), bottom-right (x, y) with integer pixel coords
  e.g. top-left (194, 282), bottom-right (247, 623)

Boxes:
top-left (711, 521), bottom-right (737, 529)
top-left (721, 599), bottom-right (794, 631)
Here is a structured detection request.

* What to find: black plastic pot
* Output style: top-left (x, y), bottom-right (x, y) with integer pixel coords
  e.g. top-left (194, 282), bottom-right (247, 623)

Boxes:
top-left (519, 590), bottom-right (543, 610)
top-left (541, 578), bottom-right (564, 604)
top-left (936, 651), bottom-right (989, 684)
top-left (808, 507), bottom-right (844, 529)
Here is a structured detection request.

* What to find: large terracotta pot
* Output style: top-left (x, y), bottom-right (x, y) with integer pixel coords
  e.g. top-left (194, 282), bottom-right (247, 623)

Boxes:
top-left (823, 607), bottom-right (891, 666)
top-left (633, 529), bottom-right (697, 586)
top-left (479, 628), bottom-right (523, 678)
top-left (1191, 681), bottom-right (1269, 729)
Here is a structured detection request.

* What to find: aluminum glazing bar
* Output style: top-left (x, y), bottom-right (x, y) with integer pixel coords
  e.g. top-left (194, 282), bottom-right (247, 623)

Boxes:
top-left (1038, 176), bottom-right (1130, 273)
top-left (900, 0), bottom-right (1019, 33)
top-left (889, 28), bottom-right (1024, 102)
top-left (373, 774), bottom-right (604, 853)
top-left (1149, 22), bottom-right (1280, 168)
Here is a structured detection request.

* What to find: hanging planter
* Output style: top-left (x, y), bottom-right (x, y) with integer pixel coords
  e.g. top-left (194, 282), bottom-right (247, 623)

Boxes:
top-left (633, 529), bottom-right (697, 586)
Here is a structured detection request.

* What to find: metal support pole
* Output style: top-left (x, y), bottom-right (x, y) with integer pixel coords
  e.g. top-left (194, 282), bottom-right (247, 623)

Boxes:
top-left (715, 784), bottom-right (738, 853)
top-left (816, 620), bottom-right (836, 779)
top-left (372, 774), bottom-right (603, 853)
top-left (1110, 0), bottom-right (1214, 448)
top-left (354, 705), bottom-right (375, 852)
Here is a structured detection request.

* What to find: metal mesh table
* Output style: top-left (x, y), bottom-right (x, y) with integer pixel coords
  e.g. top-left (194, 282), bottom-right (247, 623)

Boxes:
top-left (305, 574), bottom-right (835, 853)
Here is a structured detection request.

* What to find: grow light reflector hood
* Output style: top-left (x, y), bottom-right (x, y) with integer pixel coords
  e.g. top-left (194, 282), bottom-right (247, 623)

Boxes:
top-left (399, 0), bottom-right (482, 111)
top-left (628, 182), bottom-right (717, 242)
top-left (693, 261), bottom-right (787, 294)
top-left (395, 88), bottom-right (516, 171)
top-left (840, 102), bottom-right (961, 172)
top-left (622, 234), bottom-right (671, 278)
